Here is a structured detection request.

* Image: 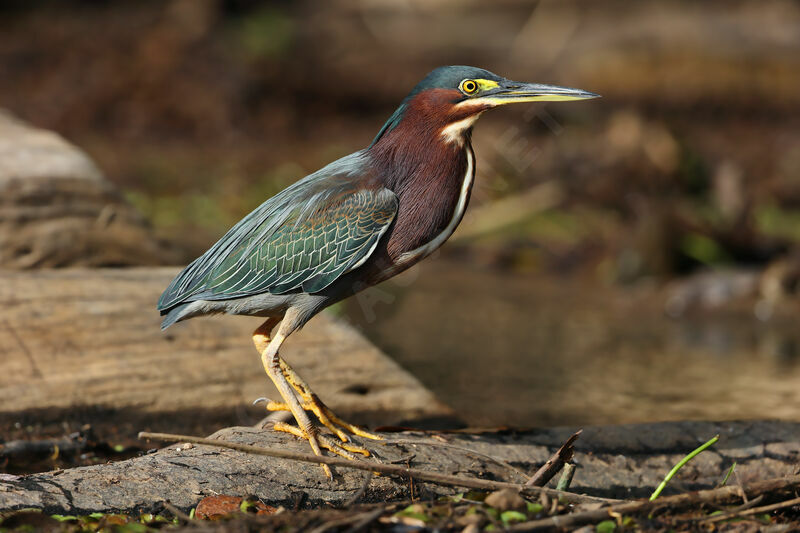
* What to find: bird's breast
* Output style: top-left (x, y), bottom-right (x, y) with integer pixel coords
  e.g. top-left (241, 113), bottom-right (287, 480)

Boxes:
top-left (380, 145), bottom-right (475, 274)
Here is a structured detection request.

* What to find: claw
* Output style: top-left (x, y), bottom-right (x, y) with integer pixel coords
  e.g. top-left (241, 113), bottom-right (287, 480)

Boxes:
top-left (253, 319), bottom-right (381, 480)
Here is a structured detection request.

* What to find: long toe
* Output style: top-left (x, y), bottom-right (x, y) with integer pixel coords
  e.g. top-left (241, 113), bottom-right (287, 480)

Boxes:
top-left (316, 433), bottom-right (370, 460)
top-left (272, 421), bottom-right (333, 478)
top-left (263, 398), bottom-right (381, 445)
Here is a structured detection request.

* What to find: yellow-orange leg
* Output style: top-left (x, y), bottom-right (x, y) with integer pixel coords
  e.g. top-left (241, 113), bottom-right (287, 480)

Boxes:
top-left (253, 317), bottom-right (380, 476)
top-left (254, 318), bottom-right (332, 478)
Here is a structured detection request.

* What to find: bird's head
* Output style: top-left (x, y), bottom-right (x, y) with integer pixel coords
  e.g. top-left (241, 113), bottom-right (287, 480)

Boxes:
top-left (371, 65), bottom-right (598, 147)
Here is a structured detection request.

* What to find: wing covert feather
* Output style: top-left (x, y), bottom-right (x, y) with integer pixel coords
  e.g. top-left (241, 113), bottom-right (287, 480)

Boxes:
top-left (158, 152), bottom-right (397, 310)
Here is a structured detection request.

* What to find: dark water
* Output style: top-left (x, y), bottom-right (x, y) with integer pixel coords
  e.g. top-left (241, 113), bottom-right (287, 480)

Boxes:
top-left (343, 257), bottom-right (800, 427)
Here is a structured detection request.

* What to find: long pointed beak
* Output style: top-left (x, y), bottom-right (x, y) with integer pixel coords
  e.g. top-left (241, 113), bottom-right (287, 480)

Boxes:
top-left (477, 81), bottom-right (600, 106)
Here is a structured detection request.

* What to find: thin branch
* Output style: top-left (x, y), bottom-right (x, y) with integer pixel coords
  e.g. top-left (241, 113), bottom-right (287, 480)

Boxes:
top-left (526, 430), bottom-right (581, 487)
top-left (700, 495), bottom-right (800, 523)
top-left (138, 432), bottom-right (614, 505)
top-left (308, 508), bottom-right (385, 533)
top-left (383, 437), bottom-right (529, 482)
top-left (346, 508), bottom-right (384, 533)
top-left (505, 474), bottom-right (800, 531)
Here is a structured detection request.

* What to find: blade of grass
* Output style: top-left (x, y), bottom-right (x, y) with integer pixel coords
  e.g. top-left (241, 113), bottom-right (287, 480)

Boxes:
top-left (556, 463), bottom-right (577, 492)
top-left (649, 434), bottom-right (719, 501)
top-left (719, 462), bottom-right (737, 487)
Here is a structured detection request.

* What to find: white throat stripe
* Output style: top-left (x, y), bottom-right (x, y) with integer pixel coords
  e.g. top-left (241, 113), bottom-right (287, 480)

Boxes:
top-left (397, 147), bottom-right (475, 264)
top-left (440, 114), bottom-right (482, 146)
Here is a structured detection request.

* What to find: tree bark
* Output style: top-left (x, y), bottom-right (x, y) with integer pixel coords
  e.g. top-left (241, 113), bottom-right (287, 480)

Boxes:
top-left (0, 268), bottom-right (455, 435)
top-left (1, 420), bottom-right (798, 514)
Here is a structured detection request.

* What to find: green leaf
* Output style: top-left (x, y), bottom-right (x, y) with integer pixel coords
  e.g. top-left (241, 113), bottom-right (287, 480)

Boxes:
top-left (756, 513), bottom-right (772, 524)
top-left (50, 515), bottom-right (78, 522)
top-left (117, 523), bottom-right (149, 533)
top-left (500, 510), bottom-right (527, 525)
top-left (394, 505), bottom-right (430, 523)
top-left (464, 491), bottom-right (487, 502)
top-left (526, 502), bottom-right (544, 514)
top-left (240, 499), bottom-right (258, 513)
top-left (596, 519), bottom-right (616, 533)
top-left (396, 511), bottom-right (429, 522)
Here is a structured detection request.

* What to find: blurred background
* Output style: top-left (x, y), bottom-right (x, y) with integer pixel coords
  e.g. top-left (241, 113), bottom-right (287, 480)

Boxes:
top-left (2, 0), bottom-right (799, 427)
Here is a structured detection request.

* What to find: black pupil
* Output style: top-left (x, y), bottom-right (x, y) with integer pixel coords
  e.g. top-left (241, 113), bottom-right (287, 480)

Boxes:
top-left (466, 82), bottom-right (475, 92)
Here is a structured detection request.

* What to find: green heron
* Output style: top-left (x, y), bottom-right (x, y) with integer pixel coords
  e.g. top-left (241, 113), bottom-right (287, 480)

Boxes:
top-left (158, 65), bottom-right (597, 476)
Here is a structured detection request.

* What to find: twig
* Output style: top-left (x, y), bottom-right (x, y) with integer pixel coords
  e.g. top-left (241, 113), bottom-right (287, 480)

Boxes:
top-left (504, 474), bottom-right (800, 532)
top-left (138, 432), bottom-right (614, 505)
top-left (526, 430), bottom-right (581, 487)
top-left (700, 495), bottom-right (800, 523)
top-left (345, 507), bottom-right (385, 533)
top-left (706, 494), bottom-right (763, 514)
top-left (388, 453), bottom-right (416, 464)
top-left (308, 508), bottom-right (385, 533)
top-left (556, 463), bottom-right (577, 492)
top-left (650, 434), bottom-right (719, 500)
top-left (385, 438), bottom-right (529, 482)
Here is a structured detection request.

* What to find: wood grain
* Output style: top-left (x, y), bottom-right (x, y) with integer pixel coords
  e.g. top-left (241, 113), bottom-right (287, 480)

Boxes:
top-left (0, 268), bottom-right (452, 427)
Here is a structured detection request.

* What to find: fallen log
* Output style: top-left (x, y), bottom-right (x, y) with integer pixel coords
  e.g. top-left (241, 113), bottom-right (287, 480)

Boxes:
top-left (0, 268), bottom-right (454, 436)
top-left (0, 420), bottom-right (798, 515)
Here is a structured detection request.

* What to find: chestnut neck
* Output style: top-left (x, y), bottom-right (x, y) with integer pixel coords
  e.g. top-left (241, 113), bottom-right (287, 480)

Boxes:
top-left (367, 88), bottom-right (480, 259)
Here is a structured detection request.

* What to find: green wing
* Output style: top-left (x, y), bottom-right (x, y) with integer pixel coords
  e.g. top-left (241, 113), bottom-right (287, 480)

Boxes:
top-left (158, 179), bottom-right (397, 310)
top-left (205, 188), bottom-right (396, 296)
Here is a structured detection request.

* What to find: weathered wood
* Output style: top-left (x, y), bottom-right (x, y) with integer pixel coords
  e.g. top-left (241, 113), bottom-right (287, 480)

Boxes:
top-left (0, 420), bottom-right (798, 514)
top-left (0, 111), bottom-right (171, 268)
top-left (0, 268), bottom-right (453, 429)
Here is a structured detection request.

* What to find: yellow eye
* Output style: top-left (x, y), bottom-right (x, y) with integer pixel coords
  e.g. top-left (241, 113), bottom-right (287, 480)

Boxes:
top-left (460, 79), bottom-right (478, 95)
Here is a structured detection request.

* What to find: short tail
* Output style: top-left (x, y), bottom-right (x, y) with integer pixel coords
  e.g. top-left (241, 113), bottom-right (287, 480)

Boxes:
top-left (160, 303), bottom-right (191, 330)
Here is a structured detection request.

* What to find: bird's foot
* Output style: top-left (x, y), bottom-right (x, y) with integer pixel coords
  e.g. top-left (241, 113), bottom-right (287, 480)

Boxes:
top-left (272, 421), bottom-right (370, 460)
top-left (265, 398), bottom-right (381, 447)
top-left (271, 422), bottom-right (332, 478)
top-left (274, 358), bottom-right (384, 444)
